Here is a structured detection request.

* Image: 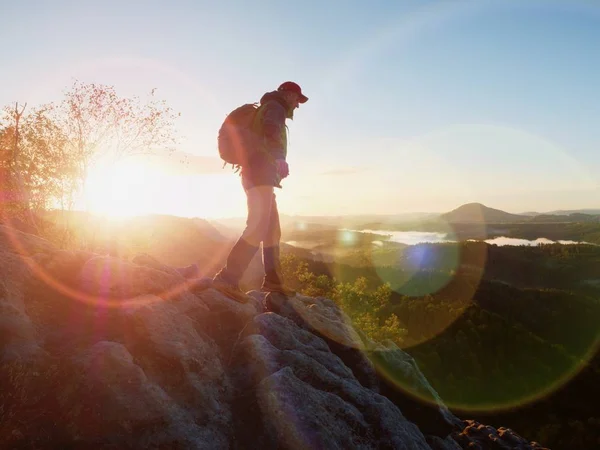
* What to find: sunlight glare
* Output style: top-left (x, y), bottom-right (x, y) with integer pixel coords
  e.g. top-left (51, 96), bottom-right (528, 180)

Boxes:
top-left (85, 161), bottom-right (154, 218)
top-left (83, 159), bottom-right (246, 219)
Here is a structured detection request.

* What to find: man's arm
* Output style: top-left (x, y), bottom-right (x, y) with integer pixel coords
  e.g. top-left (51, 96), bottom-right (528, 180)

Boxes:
top-left (261, 102), bottom-right (286, 161)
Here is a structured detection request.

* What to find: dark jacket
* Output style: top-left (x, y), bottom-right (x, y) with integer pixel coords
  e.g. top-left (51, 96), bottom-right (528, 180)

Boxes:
top-left (241, 91), bottom-right (291, 189)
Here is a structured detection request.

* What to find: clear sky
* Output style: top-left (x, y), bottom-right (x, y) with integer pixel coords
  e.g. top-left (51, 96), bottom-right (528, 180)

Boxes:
top-left (2, 0), bottom-right (599, 218)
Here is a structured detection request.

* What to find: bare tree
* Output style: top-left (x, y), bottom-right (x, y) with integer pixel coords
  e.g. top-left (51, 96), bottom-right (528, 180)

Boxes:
top-left (52, 80), bottom-right (180, 200)
top-left (1, 81), bottom-right (180, 248)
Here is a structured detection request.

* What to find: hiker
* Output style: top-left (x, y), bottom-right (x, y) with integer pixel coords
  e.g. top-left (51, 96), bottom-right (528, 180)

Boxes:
top-left (212, 81), bottom-right (308, 300)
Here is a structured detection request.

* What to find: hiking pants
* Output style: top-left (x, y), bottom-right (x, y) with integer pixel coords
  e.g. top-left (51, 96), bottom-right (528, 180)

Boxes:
top-left (214, 180), bottom-right (282, 286)
top-left (240, 184), bottom-right (280, 247)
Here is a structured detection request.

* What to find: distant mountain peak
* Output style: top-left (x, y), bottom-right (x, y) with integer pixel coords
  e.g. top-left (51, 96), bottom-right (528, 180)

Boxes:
top-left (442, 203), bottom-right (526, 223)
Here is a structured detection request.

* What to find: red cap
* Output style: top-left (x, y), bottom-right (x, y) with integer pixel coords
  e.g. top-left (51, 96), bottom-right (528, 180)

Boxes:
top-left (277, 81), bottom-right (308, 103)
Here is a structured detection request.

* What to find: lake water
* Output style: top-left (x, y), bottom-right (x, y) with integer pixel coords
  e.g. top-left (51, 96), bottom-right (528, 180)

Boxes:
top-left (285, 230), bottom-right (593, 250)
top-left (351, 230), bottom-right (591, 247)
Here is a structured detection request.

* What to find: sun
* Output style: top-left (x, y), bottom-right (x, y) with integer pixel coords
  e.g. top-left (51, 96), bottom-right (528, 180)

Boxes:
top-left (84, 160), bottom-right (156, 218)
top-left (83, 158), bottom-right (246, 219)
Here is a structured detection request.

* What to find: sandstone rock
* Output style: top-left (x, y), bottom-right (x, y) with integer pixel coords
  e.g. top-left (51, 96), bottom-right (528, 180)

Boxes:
top-left (0, 250), bottom-right (58, 445)
top-left (245, 289), bottom-right (268, 315)
top-left (265, 293), bottom-right (364, 349)
top-left (60, 340), bottom-right (229, 449)
top-left (366, 340), bottom-right (463, 437)
top-left (0, 227), bottom-right (550, 449)
top-left (180, 287), bottom-right (259, 361)
top-left (79, 255), bottom-right (195, 304)
top-left (0, 224), bottom-right (57, 257)
top-left (132, 252), bottom-right (184, 278)
top-left (426, 435), bottom-right (463, 450)
top-left (264, 291), bottom-right (461, 439)
top-left (32, 249), bottom-right (96, 285)
top-left (452, 420), bottom-right (550, 450)
top-left (0, 249), bottom-right (33, 314)
top-left (234, 312), bottom-right (433, 449)
top-left (0, 250), bottom-right (42, 362)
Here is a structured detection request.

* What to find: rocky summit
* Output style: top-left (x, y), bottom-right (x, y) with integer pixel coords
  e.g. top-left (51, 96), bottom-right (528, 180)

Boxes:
top-left (0, 225), bottom-right (548, 449)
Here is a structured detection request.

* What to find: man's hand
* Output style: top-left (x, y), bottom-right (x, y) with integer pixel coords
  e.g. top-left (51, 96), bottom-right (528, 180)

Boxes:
top-left (275, 159), bottom-right (289, 179)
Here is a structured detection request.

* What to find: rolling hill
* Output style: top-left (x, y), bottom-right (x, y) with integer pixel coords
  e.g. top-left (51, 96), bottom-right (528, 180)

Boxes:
top-left (442, 203), bottom-right (528, 223)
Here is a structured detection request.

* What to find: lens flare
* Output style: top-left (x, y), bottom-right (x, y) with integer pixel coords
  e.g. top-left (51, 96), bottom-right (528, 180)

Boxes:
top-left (369, 328), bottom-right (600, 413)
top-left (375, 243), bottom-right (460, 297)
top-left (0, 218), bottom-right (224, 310)
top-left (337, 229), bottom-right (358, 246)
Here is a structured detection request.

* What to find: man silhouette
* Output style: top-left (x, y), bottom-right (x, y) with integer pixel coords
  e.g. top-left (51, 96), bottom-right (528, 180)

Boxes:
top-left (212, 81), bottom-right (308, 302)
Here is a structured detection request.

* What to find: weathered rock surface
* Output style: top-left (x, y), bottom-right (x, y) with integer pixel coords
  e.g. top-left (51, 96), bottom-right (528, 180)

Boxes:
top-left (452, 420), bottom-right (549, 450)
top-left (0, 226), bottom-right (548, 449)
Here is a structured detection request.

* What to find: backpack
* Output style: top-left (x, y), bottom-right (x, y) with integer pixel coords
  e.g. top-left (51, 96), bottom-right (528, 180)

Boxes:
top-left (217, 103), bottom-right (262, 169)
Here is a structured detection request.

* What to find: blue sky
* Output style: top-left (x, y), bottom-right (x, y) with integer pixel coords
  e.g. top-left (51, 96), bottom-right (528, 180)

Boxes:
top-left (1, 0), bottom-right (599, 218)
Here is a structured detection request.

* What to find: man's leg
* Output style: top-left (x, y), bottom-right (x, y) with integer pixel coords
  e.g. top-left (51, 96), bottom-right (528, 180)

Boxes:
top-left (213, 238), bottom-right (258, 287)
top-left (213, 185), bottom-right (274, 288)
top-left (262, 192), bottom-right (295, 295)
top-left (241, 185), bottom-right (276, 247)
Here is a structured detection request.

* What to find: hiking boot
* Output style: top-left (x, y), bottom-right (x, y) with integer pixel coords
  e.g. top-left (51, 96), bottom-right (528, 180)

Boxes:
top-left (211, 273), bottom-right (249, 304)
top-left (261, 280), bottom-right (296, 296)
top-left (211, 238), bottom-right (259, 304)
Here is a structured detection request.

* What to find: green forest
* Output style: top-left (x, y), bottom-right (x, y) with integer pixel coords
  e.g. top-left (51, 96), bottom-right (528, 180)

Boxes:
top-left (279, 240), bottom-right (600, 450)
